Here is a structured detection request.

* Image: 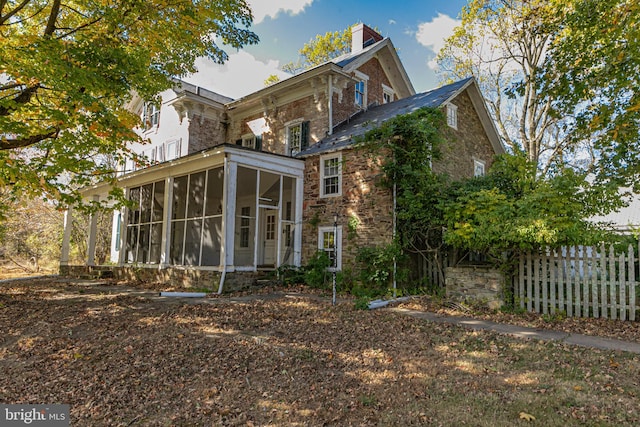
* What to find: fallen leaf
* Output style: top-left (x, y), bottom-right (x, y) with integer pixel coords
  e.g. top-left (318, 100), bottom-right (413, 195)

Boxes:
top-left (519, 412), bottom-right (536, 421)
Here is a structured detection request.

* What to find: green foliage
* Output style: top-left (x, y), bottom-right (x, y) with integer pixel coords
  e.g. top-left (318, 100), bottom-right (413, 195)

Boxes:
top-left (347, 214), bottom-right (360, 240)
top-left (441, 153), bottom-right (609, 260)
top-left (359, 107), bottom-right (449, 253)
top-left (304, 251), bottom-right (332, 289)
top-left (263, 74), bottom-right (280, 86)
top-left (282, 25), bottom-right (354, 74)
top-left (275, 264), bottom-right (306, 286)
top-left (544, 0), bottom-right (640, 191)
top-left (352, 243), bottom-right (407, 298)
top-left (0, 0), bottom-right (258, 209)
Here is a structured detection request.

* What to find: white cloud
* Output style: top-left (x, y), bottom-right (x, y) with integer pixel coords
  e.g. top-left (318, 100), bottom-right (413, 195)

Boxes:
top-left (183, 51), bottom-right (290, 99)
top-left (247, 0), bottom-right (314, 24)
top-left (415, 13), bottom-right (461, 69)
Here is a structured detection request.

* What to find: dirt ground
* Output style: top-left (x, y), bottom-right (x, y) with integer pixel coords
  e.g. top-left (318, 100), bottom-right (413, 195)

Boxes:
top-left (1, 278), bottom-right (639, 426)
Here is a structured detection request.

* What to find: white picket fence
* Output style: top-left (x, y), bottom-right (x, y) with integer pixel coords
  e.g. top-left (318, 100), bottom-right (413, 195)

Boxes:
top-left (518, 243), bottom-right (638, 321)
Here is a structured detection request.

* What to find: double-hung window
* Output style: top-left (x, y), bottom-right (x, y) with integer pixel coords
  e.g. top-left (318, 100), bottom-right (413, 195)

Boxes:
top-left (143, 102), bottom-right (160, 131)
top-left (446, 103), bottom-right (458, 130)
top-left (320, 153), bottom-right (342, 198)
top-left (286, 120), bottom-right (309, 156)
top-left (353, 71), bottom-right (369, 108)
top-left (318, 226), bottom-right (342, 271)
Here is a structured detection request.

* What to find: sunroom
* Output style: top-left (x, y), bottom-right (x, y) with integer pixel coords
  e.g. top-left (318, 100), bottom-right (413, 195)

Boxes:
top-left (62, 145), bottom-right (305, 288)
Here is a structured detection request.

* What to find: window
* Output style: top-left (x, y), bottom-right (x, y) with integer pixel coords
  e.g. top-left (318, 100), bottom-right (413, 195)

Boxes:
top-left (355, 80), bottom-right (365, 107)
top-left (320, 153), bottom-right (342, 197)
top-left (165, 139), bottom-right (181, 161)
top-left (143, 102), bottom-right (160, 131)
top-left (446, 103), bottom-right (458, 130)
top-left (474, 159), bottom-right (486, 177)
top-left (382, 84), bottom-right (395, 104)
top-left (318, 226), bottom-right (342, 271)
top-left (125, 181), bottom-right (165, 264)
top-left (286, 121), bottom-right (309, 156)
top-left (237, 134), bottom-right (262, 151)
top-left (169, 167), bottom-right (224, 267)
top-left (239, 207), bottom-right (251, 248)
top-left (353, 71), bottom-right (369, 108)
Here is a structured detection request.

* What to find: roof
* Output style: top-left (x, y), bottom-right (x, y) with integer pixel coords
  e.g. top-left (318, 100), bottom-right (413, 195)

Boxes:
top-left (297, 78), bottom-right (475, 157)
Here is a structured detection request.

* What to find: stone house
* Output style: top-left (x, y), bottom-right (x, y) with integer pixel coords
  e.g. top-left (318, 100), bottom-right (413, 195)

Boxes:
top-left (62, 24), bottom-right (504, 291)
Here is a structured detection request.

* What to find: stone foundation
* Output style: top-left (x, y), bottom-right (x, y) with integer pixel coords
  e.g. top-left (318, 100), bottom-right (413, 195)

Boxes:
top-left (59, 265), bottom-right (269, 293)
top-left (445, 266), bottom-right (505, 310)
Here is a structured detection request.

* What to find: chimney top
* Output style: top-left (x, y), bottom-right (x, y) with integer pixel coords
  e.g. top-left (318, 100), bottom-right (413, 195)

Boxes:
top-left (351, 24), bottom-right (383, 54)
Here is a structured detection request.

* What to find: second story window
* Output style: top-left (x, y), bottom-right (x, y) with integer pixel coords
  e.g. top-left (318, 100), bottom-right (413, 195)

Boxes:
top-left (353, 70), bottom-right (369, 109)
top-left (446, 103), bottom-right (458, 130)
top-left (474, 159), bottom-right (486, 177)
top-left (143, 102), bottom-right (160, 131)
top-left (320, 153), bottom-right (342, 197)
top-left (382, 84), bottom-right (395, 104)
top-left (237, 134), bottom-right (262, 150)
top-left (355, 80), bottom-right (365, 107)
top-left (286, 120), bottom-right (309, 156)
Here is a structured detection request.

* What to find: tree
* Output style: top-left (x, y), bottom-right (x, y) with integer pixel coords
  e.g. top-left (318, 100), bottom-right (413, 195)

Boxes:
top-left (543, 0), bottom-right (640, 191)
top-left (282, 24), bottom-right (356, 74)
top-left (0, 0), bottom-right (258, 210)
top-left (441, 153), bottom-right (607, 262)
top-left (437, 0), bottom-right (565, 170)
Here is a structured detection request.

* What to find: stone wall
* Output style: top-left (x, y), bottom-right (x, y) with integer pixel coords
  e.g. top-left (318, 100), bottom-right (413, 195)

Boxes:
top-left (301, 147), bottom-right (394, 267)
top-left (187, 112), bottom-right (227, 154)
top-left (432, 90), bottom-right (497, 180)
top-left (59, 265), bottom-right (264, 293)
top-left (445, 266), bottom-right (505, 309)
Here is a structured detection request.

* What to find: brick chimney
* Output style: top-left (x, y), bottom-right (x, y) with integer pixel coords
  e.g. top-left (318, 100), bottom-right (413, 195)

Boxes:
top-left (351, 23), bottom-right (383, 53)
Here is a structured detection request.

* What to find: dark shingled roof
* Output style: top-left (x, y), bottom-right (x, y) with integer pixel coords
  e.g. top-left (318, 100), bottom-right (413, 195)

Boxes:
top-left (297, 77), bottom-right (473, 157)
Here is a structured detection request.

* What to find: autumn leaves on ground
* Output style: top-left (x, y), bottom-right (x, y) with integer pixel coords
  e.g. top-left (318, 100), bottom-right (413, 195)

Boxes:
top-left (1, 279), bottom-right (639, 426)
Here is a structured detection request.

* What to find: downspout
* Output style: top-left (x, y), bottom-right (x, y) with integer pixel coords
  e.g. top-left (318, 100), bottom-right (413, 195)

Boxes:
top-left (328, 75), bottom-right (333, 135)
top-left (218, 156), bottom-right (228, 294)
top-left (392, 181), bottom-right (397, 298)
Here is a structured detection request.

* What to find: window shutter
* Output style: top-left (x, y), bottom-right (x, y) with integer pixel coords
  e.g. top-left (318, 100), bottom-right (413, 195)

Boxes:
top-left (235, 139), bottom-right (242, 146)
top-left (255, 134), bottom-right (262, 151)
top-left (301, 121), bottom-right (310, 151)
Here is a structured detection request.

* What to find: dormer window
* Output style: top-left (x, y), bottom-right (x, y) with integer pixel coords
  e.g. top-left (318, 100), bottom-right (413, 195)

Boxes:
top-left (382, 84), bottom-right (395, 104)
top-left (353, 71), bottom-right (369, 109)
top-left (237, 134), bottom-right (262, 151)
top-left (143, 102), bottom-right (160, 131)
top-left (446, 103), bottom-right (458, 130)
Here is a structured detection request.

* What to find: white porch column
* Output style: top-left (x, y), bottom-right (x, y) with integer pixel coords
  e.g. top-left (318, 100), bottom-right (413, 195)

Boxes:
top-left (294, 176), bottom-right (304, 267)
top-left (222, 158), bottom-right (237, 269)
top-left (160, 177), bottom-right (173, 267)
top-left (60, 206), bottom-right (74, 266)
top-left (86, 195), bottom-right (100, 266)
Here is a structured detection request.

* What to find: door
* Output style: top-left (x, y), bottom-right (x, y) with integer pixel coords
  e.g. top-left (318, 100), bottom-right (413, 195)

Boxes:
top-left (260, 209), bottom-right (277, 266)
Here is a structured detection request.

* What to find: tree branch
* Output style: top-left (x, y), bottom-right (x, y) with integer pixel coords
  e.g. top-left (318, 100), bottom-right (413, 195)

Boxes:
top-left (43, 0), bottom-right (61, 36)
top-left (0, 84), bottom-right (41, 116)
top-left (0, 0), bottom-right (31, 25)
top-left (1, 129), bottom-right (59, 150)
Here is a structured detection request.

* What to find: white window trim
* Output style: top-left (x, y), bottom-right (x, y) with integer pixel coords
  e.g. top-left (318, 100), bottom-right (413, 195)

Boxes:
top-left (320, 153), bottom-right (342, 198)
top-left (285, 118), bottom-right (304, 156)
top-left (318, 225), bottom-right (342, 271)
top-left (382, 84), bottom-right (395, 104)
top-left (165, 139), bottom-right (181, 161)
top-left (143, 102), bottom-right (160, 132)
top-left (241, 134), bottom-right (257, 149)
top-left (353, 70), bottom-right (369, 109)
top-left (446, 103), bottom-right (458, 130)
top-left (474, 159), bottom-right (486, 177)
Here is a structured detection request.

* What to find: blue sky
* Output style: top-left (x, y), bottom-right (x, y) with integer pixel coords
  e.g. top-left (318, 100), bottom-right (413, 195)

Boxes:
top-left (185, 0), bottom-right (469, 99)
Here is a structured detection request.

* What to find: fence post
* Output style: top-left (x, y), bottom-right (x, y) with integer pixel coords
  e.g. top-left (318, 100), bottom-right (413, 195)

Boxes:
top-left (541, 248), bottom-right (548, 315)
top-left (620, 252), bottom-right (627, 321)
top-left (527, 251), bottom-right (533, 312)
top-left (609, 244), bottom-right (617, 320)
top-left (601, 243), bottom-right (607, 319)
top-left (519, 252), bottom-right (525, 310)
top-left (591, 244), bottom-right (599, 318)
top-left (550, 248), bottom-right (557, 314)
top-left (632, 242), bottom-right (637, 322)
